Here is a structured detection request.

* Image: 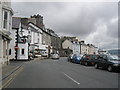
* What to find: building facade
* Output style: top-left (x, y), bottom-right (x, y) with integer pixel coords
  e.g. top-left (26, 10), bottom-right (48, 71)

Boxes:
top-left (87, 44), bottom-right (98, 54)
top-left (80, 41), bottom-right (88, 54)
top-left (30, 14), bottom-right (52, 57)
top-left (0, 0), bottom-right (13, 65)
top-left (28, 22), bottom-right (44, 57)
top-left (9, 17), bottom-right (45, 60)
top-left (10, 16), bottom-right (55, 59)
top-left (9, 17), bottom-right (30, 60)
top-left (62, 39), bottom-right (80, 55)
top-left (47, 28), bottom-right (60, 54)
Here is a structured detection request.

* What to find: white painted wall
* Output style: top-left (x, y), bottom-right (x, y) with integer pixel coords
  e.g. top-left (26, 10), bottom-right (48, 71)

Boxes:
top-left (0, 2), bottom-right (2, 64)
top-left (0, 1), bottom-right (13, 64)
top-left (17, 43), bottom-right (28, 60)
top-left (62, 40), bottom-right (72, 50)
top-left (31, 31), bottom-right (34, 44)
top-left (72, 43), bottom-right (80, 54)
top-left (35, 32), bottom-right (38, 44)
top-left (29, 23), bottom-right (43, 49)
top-left (39, 29), bottom-right (42, 45)
top-left (1, 2), bottom-right (12, 34)
top-left (9, 29), bottom-right (16, 60)
top-left (22, 29), bottom-right (28, 36)
top-left (0, 3), bottom-right (2, 32)
top-left (81, 44), bottom-right (88, 54)
top-left (62, 40), bottom-right (80, 54)
top-left (0, 35), bottom-right (3, 64)
top-left (30, 29), bottom-right (37, 44)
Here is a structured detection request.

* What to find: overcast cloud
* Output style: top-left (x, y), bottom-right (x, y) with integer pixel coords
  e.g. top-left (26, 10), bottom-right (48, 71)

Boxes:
top-left (11, 2), bottom-right (118, 50)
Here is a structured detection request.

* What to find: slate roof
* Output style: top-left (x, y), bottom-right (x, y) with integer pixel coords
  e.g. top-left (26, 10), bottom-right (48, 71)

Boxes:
top-left (12, 17), bottom-right (21, 29)
top-left (12, 17), bottom-right (28, 29)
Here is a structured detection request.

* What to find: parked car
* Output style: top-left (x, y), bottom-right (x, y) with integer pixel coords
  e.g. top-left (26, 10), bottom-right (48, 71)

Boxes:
top-left (80, 54), bottom-right (99, 66)
top-left (68, 54), bottom-right (74, 62)
top-left (42, 52), bottom-right (48, 57)
top-left (72, 54), bottom-right (83, 64)
top-left (51, 54), bottom-right (59, 59)
top-left (29, 52), bottom-right (35, 60)
top-left (94, 54), bottom-right (120, 72)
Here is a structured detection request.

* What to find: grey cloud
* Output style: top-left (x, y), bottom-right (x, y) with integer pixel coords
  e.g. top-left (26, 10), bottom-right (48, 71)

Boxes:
top-left (100, 39), bottom-right (118, 49)
top-left (11, 2), bottom-right (118, 49)
top-left (45, 2), bottom-right (118, 38)
top-left (107, 19), bottom-right (118, 39)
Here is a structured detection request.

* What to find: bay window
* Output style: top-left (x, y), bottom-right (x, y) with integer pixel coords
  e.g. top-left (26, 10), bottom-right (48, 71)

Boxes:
top-left (3, 10), bottom-right (8, 29)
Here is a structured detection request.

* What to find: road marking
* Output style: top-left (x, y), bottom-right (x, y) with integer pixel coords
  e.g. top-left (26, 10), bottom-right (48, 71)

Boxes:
top-left (4, 67), bottom-right (24, 88)
top-left (63, 72), bottom-right (80, 85)
top-left (2, 67), bottom-right (24, 88)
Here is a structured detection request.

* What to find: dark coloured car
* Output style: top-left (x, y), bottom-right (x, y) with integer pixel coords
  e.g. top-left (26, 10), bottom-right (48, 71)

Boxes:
top-left (72, 54), bottom-right (83, 64)
top-left (68, 54), bottom-right (74, 62)
top-left (80, 54), bottom-right (99, 66)
top-left (94, 54), bottom-right (120, 72)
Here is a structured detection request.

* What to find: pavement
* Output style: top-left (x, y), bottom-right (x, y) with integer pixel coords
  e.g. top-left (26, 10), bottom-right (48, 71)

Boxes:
top-left (2, 64), bottom-right (21, 81)
top-left (1, 57), bottom-right (119, 89)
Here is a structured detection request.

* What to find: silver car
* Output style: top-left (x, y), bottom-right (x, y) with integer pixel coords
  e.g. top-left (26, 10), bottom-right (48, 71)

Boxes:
top-left (51, 54), bottom-right (59, 59)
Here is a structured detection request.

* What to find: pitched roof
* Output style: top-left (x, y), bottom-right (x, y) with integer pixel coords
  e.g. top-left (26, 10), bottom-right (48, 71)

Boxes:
top-left (12, 17), bottom-right (21, 29)
top-left (12, 17), bottom-right (28, 29)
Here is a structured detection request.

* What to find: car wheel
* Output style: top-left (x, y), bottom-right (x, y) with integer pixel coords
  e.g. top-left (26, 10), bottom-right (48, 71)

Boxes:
top-left (85, 62), bottom-right (88, 66)
top-left (95, 63), bottom-right (99, 69)
top-left (108, 65), bottom-right (113, 72)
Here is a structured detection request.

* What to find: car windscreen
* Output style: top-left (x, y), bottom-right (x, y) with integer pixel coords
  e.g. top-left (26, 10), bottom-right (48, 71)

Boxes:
top-left (53, 54), bottom-right (58, 56)
top-left (75, 54), bottom-right (82, 57)
top-left (108, 55), bottom-right (120, 61)
top-left (70, 54), bottom-right (74, 57)
top-left (92, 55), bottom-right (99, 59)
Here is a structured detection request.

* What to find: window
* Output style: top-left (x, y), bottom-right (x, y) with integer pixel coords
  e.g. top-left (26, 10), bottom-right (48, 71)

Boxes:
top-left (9, 12), bottom-right (12, 30)
top-left (3, 11), bottom-right (8, 29)
top-left (28, 30), bottom-right (31, 34)
top-left (9, 49), bottom-right (11, 55)
top-left (38, 38), bottom-right (39, 43)
top-left (38, 33), bottom-right (39, 36)
top-left (21, 49), bottom-right (25, 55)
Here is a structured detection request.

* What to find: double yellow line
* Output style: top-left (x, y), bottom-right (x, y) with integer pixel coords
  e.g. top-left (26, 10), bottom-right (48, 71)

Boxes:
top-left (1, 67), bottom-right (24, 88)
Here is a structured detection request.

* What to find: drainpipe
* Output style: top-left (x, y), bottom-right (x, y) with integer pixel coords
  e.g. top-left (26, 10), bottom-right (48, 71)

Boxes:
top-left (28, 43), bottom-right (30, 60)
top-left (80, 43), bottom-right (81, 54)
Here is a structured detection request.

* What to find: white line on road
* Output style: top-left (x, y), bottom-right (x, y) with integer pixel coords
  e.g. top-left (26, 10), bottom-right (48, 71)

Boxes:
top-left (63, 72), bottom-right (80, 85)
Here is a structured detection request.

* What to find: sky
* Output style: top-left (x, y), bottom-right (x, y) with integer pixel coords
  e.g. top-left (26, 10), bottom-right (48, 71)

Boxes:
top-left (11, 1), bottom-right (119, 50)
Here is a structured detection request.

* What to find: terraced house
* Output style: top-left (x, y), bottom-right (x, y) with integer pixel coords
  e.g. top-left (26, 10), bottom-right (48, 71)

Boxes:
top-left (0, 0), bottom-right (13, 65)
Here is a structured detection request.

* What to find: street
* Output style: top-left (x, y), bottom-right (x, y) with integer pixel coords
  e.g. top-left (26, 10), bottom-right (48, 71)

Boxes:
top-left (3, 57), bottom-right (119, 88)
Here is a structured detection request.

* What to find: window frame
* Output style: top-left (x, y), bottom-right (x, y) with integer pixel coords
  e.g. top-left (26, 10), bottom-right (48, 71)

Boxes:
top-left (21, 48), bottom-right (25, 55)
top-left (38, 38), bottom-right (39, 43)
top-left (38, 32), bottom-right (39, 36)
top-left (3, 9), bottom-right (9, 30)
top-left (9, 49), bottom-right (11, 55)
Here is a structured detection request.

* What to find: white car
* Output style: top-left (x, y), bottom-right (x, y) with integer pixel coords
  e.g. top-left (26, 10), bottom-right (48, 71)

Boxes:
top-left (51, 54), bottom-right (59, 59)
